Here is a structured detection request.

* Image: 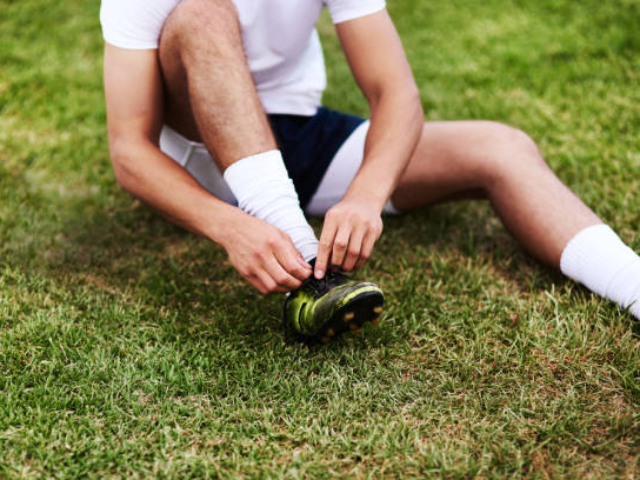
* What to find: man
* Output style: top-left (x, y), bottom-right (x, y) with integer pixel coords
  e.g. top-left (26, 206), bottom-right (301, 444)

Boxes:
top-left (100, 0), bottom-right (640, 343)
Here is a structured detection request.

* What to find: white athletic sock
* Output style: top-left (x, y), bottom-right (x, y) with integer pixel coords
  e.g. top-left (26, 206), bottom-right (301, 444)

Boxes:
top-left (223, 150), bottom-right (318, 262)
top-left (560, 224), bottom-right (640, 319)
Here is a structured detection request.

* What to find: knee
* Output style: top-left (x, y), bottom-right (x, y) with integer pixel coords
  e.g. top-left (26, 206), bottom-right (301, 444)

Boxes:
top-left (484, 122), bottom-right (540, 157)
top-left (478, 122), bottom-right (547, 182)
top-left (162, 0), bottom-right (239, 48)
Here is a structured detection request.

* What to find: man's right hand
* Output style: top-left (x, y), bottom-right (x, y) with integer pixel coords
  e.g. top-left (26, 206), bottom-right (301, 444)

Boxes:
top-left (219, 212), bottom-right (312, 294)
top-left (103, 46), bottom-right (311, 295)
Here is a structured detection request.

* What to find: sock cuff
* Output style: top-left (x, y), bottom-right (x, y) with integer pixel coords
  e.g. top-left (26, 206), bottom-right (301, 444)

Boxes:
top-left (560, 224), bottom-right (638, 295)
top-left (223, 150), bottom-right (288, 188)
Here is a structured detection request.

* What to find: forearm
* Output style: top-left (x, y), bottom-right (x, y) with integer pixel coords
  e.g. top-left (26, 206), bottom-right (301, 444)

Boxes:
top-left (344, 88), bottom-right (423, 210)
top-left (110, 139), bottom-right (241, 244)
top-left (315, 10), bottom-right (423, 275)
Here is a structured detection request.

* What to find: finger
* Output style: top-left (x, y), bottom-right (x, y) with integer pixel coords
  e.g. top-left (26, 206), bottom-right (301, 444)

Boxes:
top-left (255, 267), bottom-right (289, 295)
top-left (274, 238), bottom-right (312, 281)
top-left (296, 250), bottom-right (311, 270)
top-left (283, 232), bottom-right (313, 271)
top-left (315, 219), bottom-right (338, 279)
top-left (342, 226), bottom-right (366, 272)
top-left (247, 274), bottom-right (269, 295)
top-left (354, 232), bottom-right (377, 270)
top-left (265, 256), bottom-right (303, 291)
top-left (331, 227), bottom-right (351, 268)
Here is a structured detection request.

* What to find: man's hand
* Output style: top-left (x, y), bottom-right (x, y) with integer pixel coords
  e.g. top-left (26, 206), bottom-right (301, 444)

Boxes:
top-left (314, 199), bottom-right (383, 279)
top-left (220, 212), bottom-right (312, 294)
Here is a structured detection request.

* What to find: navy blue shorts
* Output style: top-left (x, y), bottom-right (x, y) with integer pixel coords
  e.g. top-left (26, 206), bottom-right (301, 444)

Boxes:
top-left (268, 107), bottom-right (365, 209)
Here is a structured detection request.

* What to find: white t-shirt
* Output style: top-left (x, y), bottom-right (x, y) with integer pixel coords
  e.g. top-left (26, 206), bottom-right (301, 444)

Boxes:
top-left (100, 0), bottom-right (386, 116)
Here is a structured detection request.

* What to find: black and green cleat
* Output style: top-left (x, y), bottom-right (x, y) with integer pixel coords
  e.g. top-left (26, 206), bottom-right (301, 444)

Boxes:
top-left (284, 264), bottom-right (384, 345)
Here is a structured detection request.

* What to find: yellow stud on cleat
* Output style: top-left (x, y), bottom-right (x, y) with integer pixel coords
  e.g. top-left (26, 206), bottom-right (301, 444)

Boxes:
top-left (327, 329), bottom-right (335, 337)
top-left (343, 312), bottom-right (355, 322)
top-left (373, 306), bottom-right (383, 314)
top-left (372, 318), bottom-right (381, 326)
top-left (320, 337), bottom-right (331, 344)
top-left (352, 328), bottom-right (363, 335)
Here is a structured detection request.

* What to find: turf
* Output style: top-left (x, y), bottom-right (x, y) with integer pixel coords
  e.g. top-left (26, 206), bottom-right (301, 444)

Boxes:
top-left (0, 0), bottom-right (638, 478)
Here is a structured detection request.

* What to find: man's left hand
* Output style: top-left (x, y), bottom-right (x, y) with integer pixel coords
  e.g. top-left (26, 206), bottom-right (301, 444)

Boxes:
top-left (314, 199), bottom-right (384, 278)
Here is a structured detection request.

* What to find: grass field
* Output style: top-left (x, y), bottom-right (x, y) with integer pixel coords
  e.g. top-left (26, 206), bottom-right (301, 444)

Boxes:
top-left (1, 0), bottom-right (639, 478)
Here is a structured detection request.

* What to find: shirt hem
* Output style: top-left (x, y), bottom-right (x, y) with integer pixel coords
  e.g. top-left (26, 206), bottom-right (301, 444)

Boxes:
top-left (103, 35), bottom-right (159, 50)
top-left (331, 3), bottom-right (386, 24)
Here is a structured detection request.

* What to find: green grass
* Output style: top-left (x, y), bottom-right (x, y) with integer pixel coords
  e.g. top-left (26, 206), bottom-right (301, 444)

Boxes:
top-left (1, 0), bottom-right (639, 477)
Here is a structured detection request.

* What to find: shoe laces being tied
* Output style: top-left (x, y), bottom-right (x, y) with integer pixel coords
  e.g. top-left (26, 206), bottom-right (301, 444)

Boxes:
top-left (307, 268), bottom-right (349, 296)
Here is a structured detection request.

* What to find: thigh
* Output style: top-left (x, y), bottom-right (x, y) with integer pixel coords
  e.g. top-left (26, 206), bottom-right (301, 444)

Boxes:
top-left (308, 119), bottom-right (504, 215)
top-left (390, 121), bottom-right (511, 210)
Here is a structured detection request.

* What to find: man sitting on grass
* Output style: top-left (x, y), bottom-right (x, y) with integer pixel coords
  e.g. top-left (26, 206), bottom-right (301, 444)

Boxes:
top-left (100, 0), bottom-right (640, 343)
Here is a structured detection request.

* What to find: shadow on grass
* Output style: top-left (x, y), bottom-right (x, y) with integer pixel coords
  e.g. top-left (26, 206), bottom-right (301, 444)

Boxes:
top-left (14, 180), bottom-right (631, 357)
top-left (24, 195), bottom-right (585, 337)
top-left (5, 187), bottom-right (637, 400)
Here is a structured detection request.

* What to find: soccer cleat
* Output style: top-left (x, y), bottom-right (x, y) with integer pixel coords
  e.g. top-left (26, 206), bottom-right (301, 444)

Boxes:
top-left (283, 262), bottom-right (384, 344)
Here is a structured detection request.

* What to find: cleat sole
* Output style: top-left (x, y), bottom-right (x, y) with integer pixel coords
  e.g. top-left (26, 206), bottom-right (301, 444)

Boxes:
top-left (308, 290), bottom-right (384, 345)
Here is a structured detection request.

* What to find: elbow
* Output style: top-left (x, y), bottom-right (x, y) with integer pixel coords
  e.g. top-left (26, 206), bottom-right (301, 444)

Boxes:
top-left (371, 81), bottom-right (423, 127)
top-left (110, 154), bottom-right (127, 188)
top-left (108, 137), bottom-right (139, 193)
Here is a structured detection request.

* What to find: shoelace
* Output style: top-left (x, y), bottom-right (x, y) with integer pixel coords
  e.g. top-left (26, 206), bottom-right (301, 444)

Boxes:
top-left (299, 258), bottom-right (348, 296)
top-left (299, 270), bottom-right (337, 296)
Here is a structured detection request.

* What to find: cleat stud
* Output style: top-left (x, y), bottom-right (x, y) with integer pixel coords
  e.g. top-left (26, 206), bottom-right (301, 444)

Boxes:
top-left (343, 312), bottom-right (355, 322)
top-left (373, 306), bottom-right (383, 314)
top-left (320, 337), bottom-right (331, 344)
top-left (327, 329), bottom-right (335, 337)
top-left (372, 318), bottom-right (381, 326)
top-left (349, 323), bottom-right (358, 331)
top-left (352, 329), bottom-right (363, 335)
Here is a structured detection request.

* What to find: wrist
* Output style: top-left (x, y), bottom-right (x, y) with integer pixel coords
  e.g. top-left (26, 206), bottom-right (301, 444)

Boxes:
top-left (343, 182), bottom-right (389, 212)
top-left (343, 163), bottom-right (395, 212)
top-left (202, 202), bottom-right (244, 248)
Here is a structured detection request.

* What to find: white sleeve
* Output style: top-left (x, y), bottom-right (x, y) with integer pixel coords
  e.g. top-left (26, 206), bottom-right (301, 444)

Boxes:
top-left (100, 0), bottom-right (178, 50)
top-left (324, 0), bottom-right (386, 25)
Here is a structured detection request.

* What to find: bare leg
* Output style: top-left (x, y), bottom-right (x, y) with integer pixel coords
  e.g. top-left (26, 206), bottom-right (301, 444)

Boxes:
top-left (157, 0), bottom-right (320, 287)
top-left (158, 0), bottom-right (275, 169)
top-left (391, 121), bottom-right (601, 267)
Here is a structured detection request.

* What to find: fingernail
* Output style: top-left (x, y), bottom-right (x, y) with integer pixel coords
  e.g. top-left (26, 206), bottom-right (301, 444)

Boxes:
top-left (315, 269), bottom-right (324, 279)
